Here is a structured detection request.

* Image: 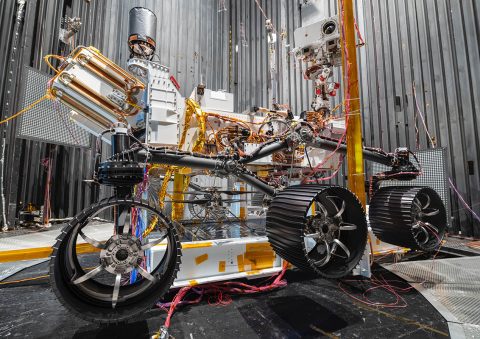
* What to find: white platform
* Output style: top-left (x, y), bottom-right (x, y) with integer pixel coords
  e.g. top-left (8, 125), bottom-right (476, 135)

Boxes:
top-left (151, 236), bottom-right (284, 287)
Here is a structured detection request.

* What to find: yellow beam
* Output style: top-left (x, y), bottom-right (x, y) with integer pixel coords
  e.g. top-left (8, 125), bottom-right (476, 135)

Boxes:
top-left (0, 241), bottom-right (218, 263)
top-left (0, 243), bottom-right (100, 263)
top-left (340, 0), bottom-right (367, 207)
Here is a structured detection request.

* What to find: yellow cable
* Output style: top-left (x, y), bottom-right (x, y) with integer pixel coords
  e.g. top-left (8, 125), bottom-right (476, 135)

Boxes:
top-left (192, 108), bottom-right (206, 153)
top-left (43, 54), bottom-right (65, 74)
top-left (353, 301), bottom-right (449, 337)
top-left (158, 168), bottom-right (174, 210)
top-left (0, 94), bottom-right (49, 125)
top-left (0, 274), bottom-right (49, 285)
top-left (178, 99), bottom-right (197, 150)
top-left (0, 266), bottom-right (95, 286)
top-left (142, 215), bottom-right (159, 239)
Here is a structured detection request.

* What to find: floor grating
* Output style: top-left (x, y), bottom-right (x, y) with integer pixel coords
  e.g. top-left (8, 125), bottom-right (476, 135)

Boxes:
top-left (384, 256), bottom-right (480, 339)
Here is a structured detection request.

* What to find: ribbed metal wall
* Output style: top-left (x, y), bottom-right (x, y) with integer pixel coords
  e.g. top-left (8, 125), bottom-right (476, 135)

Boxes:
top-left (0, 0), bottom-right (228, 226)
top-left (231, 1), bottom-right (346, 114)
top-left (101, 0), bottom-right (229, 97)
top-left (0, 0), bottom-right (108, 224)
top-left (230, 0), bottom-right (480, 236)
top-left (362, 0), bottom-right (480, 236)
top-left (1, 0), bottom-right (479, 235)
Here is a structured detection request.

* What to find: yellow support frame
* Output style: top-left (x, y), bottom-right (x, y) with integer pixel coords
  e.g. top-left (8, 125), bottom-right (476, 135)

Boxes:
top-left (340, 0), bottom-right (367, 207)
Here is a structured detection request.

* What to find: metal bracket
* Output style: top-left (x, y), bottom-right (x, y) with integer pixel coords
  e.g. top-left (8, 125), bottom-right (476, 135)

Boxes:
top-left (107, 89), bottom-right (128, 108)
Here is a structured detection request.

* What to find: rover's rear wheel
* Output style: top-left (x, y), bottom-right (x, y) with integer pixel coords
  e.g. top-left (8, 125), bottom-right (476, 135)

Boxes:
top-left (50, 198), bottom-right (181, 324)
top-left (369, 186), bottom-right (447, 251)
top-left (266, 185), bottom-right (368, 279)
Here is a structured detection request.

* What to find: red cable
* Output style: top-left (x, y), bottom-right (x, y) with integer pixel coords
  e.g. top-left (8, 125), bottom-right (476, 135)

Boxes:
top-left (303, 155), bottom-right (345, 184)
top-left (354, 18), bottom-right (365, 46)
top-left (339, 272), bottom-right (415, 308)
top-left (159, 262), bottom-right (288, 329)
top-left (164, 286), bottom-right (192, 328)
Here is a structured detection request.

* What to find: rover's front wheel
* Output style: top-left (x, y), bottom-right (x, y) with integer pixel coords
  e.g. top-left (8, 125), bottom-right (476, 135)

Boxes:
top-left (50, 198), bottom-right (181, 323)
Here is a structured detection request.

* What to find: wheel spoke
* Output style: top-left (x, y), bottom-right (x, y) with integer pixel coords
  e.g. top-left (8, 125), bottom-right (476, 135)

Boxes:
top-left (339, 222), bottom-right (357, 231)
top-left (314, 241), bottom-right (331, 267)
top-left (422, 222), bottom-right (439, 233)
top-left (419, 228), bottom-right (429, 244)
top-left (421, 193), bottom-right (431, 210)
top-left (304, 232), bottom-right (321, 239)
top-left (315, 201), bottom-right (328, 217)
top-left (333, 239), bottom-right (350, 258)
top-left (330, 242), bottom-right (347, 259)
top-left (420, 209), bottom-right (440, 217)
top-left (326, 196), bottom-right (339, 213)
top-left (413, 224), bottom-right (429, 244)
top-left (136, 266), bottom-right (156, 281)
top-left (115, 206), bottom-right (131, 235)
top-left (413, 198), bottom-right (423, 211)
top-left (72, 265), bottom-right (103, 285)
top-left (326, 196), bottom-right (346, 218)
top-left (112, 274), bottom-right (121, 309)
top-left (141, 233), bottom-right (168, 250)
top-left (124, 209), bottom-right (133, 235)
top-left (78, 230), bottom-right (105, 249)
top-left (334, 200), bottom-right (346, 218)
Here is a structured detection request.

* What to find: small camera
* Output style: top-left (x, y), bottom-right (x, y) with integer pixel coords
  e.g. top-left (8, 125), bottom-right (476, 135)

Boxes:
top-left (292, 15), bottom-right (340, 61)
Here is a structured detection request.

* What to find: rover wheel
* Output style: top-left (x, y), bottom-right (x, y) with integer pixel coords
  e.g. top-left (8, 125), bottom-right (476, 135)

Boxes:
top-left (369, 186), bottom-right (446, 251)
top-left (266, 185), bottom-right (368, 279)
top-left (50, 198), bottom-right (181, 323)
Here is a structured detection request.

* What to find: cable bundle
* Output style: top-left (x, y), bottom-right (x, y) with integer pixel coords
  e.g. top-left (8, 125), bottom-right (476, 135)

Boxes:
top-left (338, 274), bottom-right (414, 308)
top-left (154, 262), bottom-right (288, 336)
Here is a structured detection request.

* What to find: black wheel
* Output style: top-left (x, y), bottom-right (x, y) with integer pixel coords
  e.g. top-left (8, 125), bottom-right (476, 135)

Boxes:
top-left (50, 198), bottom-right (181, 324)
top-left (369, 186), bottom-right (447, 251)
top-left (266, 185), bottom-right (368, 279)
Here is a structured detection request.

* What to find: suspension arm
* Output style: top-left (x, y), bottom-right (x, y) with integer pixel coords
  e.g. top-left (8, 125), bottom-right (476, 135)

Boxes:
top-left (139, 149), bottom-right (222, 170)
top-left (236, 131), bottom-right (398, 168)
top-left (306, 136), bottom-right (394, 167)
top-left (235, 129), bottom-right (399, 168)
top-left (126, 125), bottom-right (417, 199)
top-left (304, 134), bottom-right (420, 178)
top-left (136, 149), bottom-right (277, 196)
top-left (239, 139), bottom-right (290, 165)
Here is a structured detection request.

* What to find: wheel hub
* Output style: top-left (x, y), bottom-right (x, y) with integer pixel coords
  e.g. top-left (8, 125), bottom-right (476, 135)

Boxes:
top-left (100, 234), bottom-right (143, 275)
top-left (115, 249), bottom-right (129, 261)
top-left (311, 215), bottom-right (339, 243)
